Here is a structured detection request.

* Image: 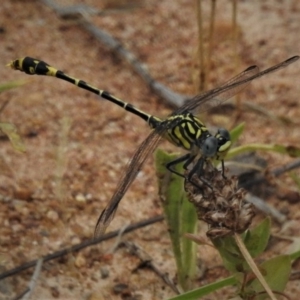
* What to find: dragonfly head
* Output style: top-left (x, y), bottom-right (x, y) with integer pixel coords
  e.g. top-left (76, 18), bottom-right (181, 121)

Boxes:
top-left (215, 128), bottom-right (231, 159)
top-left (199, 128), bottom-right (231, 160)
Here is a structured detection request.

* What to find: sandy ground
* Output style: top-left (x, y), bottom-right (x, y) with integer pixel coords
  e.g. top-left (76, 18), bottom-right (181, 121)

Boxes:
top-left (1, 0), bottom-right (300, 299)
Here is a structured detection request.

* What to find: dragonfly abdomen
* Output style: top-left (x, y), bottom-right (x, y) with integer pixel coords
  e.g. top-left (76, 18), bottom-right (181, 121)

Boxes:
top-left (9, 57), bottom-right (161, 126)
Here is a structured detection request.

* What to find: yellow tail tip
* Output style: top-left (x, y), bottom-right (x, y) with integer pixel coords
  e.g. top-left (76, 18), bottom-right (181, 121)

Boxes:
top-left (6, 61), bottom-right (14, 68)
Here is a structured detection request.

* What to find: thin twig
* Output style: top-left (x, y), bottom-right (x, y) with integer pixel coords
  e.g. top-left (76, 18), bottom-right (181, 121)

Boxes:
top-left (196, 0), bottom-right (205, 92)
top-left (239, 158), bottom-right (300, 224)
top-left (0, 215), bottom-right (164, 280)
top-left (21, 258), bottom-right (43, 300)
top-left (39, 0), bottom-right (187, 108)
top-left (206, 0), bottom-right (216, 90)
top-left (11, 288), bottom-right (29, 300)
top-left (231, 0), bottom-right (243, 124)
top-left (245, 193), bottom-right (286, 224)
top-left (241, 158), bottom-right (300, 190)
top-left (121, 241), bottom-right (180, 294)
top-left (272, 158), bottom-right (300, 177)
top-left (39, 0), bottom-right (100, 16)
top-left (232, 0), bottom-right (238, 57)
top-left (40, 0), bottom-right (141, 18)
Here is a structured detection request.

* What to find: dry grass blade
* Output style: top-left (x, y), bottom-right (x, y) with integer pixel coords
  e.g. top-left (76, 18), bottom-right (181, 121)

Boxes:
top-left (234, 233), bottom-right (277, 300)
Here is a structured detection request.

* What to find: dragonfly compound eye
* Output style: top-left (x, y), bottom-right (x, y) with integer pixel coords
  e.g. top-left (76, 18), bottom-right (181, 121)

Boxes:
top-left (201, 136), bottom-right (218, 157)
top-left (216, 128), bottom-right (230, 144)
top-left (215, 128), bottom-right (231, 153)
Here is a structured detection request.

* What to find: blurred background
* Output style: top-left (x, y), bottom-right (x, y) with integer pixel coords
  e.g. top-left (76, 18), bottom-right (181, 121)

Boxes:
top-left (0, 1), bottom-right (300, 299)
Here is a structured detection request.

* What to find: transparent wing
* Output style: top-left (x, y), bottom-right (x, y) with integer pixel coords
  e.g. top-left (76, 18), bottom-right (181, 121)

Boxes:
top-left (94, 55), bottom-right (299, 237)
top-left (94, 127), bottom-right (164, 237)
top-left (176, 56), bottom-right (299, 115)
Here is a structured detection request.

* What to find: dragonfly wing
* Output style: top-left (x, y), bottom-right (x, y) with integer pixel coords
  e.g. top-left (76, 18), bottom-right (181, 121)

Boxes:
top-left (175, 65), bottom-right (260, 115)
top-left (94, 128), bottom-right (164, 237)
top-left (177, 56), bottom-right (299, 116)
top-left (94, 56), bottom-right (299, 238)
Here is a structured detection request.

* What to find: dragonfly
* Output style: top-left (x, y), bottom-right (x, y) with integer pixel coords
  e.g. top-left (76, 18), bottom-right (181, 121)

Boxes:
top-left (8, 55), bottom-right (299, 237)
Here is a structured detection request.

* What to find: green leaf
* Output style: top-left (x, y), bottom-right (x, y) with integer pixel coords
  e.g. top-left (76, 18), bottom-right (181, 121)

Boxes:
top-left (155, 149), bottom-right (197, 291)
top-left (243, 217), bottom-right (271, 258)
top-left (288, 248), bottom-right (300, 261)
top-left (155, 149), bottom-right (183, 271)
top-left (227, 143), bottom-right (300, 159)
top-left (181, 196), bottom-right (198, 289)
top-left (167, 276), bottom-right (237, 300)
top-left (0, 122), bottom-right (26, 152)
top-left (212, 236), bottom-right (245, 273)
top-left (229, 122), bottom-right (245, 144)
top-left (249, 255), bottom-right (291, 298)
top-left (212, 219), bottom-right (270, 276)
top-left (0, 80), bottom-right (28, 92)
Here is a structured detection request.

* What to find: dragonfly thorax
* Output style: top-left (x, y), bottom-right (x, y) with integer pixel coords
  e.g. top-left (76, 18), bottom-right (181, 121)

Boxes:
top-left (164, 113), bottom-right (209, 151)
top-left (164, 112), bottom-right (231, 160)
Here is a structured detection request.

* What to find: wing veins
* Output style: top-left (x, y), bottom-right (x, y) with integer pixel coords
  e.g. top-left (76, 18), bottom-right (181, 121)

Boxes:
top-left (94, 128), bottom-right (164, 237)
top-left (177, 56), bottom-right (299, 115)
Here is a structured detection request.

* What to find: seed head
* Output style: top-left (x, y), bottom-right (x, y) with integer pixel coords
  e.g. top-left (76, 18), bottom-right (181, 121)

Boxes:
top-left (185, 161), bottom-right (255, 238)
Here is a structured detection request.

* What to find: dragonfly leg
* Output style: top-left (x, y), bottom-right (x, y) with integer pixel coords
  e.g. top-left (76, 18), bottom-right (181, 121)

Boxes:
top-left (187, 157), bottom-right (213, 190)
top-left (166, 154), bottom-right (214, 190)
top-left (221, 159), bottom-right (227, 179)
top-left (165, 153), bottom-right (193, 179)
